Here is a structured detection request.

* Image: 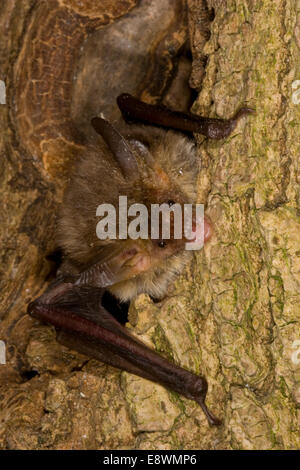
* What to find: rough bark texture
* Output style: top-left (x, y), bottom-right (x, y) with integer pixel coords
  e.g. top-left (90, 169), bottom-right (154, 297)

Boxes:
top-left (0, 0), bottom-right (299, 450)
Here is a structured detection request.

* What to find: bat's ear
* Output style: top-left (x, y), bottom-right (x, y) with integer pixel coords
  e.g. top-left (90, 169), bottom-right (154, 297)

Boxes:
top-left (117, 93), bottom-right (254, 140)
top-left (91, 116), bottom-right (138, 179)
top-left (122, 137), bottom-right (151, 165)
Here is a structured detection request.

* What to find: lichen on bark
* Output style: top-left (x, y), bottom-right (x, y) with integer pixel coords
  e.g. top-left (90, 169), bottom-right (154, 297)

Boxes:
top-left (188, 0), bottom-right (300, 449)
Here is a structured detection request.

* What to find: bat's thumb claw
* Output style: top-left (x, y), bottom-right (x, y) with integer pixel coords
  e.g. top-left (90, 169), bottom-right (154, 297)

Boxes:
top-left (197, 399), bottom-right (222, 426)
top-left (234, 107), bottom-right (256, 121)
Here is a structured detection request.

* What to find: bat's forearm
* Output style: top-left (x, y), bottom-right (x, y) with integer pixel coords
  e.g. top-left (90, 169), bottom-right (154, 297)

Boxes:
top-left (28, 291), bottom-right (221, 426)
top-left (117, 93), bottom-right (254, 139)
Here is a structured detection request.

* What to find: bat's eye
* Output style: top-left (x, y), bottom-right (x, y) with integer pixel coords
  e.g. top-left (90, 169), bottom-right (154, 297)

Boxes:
top-left (158, 240), bottom-right (167, 248)
top-left (167, 200), bottom-right (175, 206)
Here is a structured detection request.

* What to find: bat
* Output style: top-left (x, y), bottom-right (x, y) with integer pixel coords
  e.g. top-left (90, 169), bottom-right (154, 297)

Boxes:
top-left (28, 94), bottom-right (253, 426)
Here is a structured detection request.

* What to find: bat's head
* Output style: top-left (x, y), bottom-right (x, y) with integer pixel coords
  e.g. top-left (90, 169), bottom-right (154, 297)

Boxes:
top-left (73, 119), bottom-right (212, 300)
top-left (59, 117), bottom-right (212, 301)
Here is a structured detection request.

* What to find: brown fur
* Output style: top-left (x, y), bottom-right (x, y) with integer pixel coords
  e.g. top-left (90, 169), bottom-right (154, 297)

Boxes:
top-left (58, 125), bottom-right (199, 301)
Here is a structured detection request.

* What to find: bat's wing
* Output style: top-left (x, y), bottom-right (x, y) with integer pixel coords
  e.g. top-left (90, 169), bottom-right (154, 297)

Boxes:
top-left (28, 281), bottom-right (221, 426)
top-left (117, 93), bottom-right (254, 139)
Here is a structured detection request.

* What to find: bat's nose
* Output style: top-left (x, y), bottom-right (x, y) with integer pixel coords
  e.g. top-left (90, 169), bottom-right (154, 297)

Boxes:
top-left (204, 215), bottom-right (213, 242)
top-left (189, 214), bottom-right (212, 245)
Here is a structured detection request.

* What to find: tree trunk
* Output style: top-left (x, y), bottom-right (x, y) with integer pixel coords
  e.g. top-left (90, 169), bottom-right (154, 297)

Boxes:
top-left (0, 0), bottom-right (299, 450)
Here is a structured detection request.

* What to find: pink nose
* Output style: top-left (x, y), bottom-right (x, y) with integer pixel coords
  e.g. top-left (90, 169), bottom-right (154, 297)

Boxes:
top-left (189, 214), bottom-right (213, 246)
top-left (204, 216), bottom-right (213, 242)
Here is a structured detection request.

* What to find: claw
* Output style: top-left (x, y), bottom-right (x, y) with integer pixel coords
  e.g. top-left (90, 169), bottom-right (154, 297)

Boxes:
top-left (197, 399), bottom-right (222, 426)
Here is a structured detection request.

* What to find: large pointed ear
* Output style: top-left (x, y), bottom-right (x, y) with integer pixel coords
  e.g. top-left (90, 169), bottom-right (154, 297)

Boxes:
top-left (91, 116), bottom-right (138, 179)
top-left (117, 93), bottom-right (254, 140)
top-left (73, 241), bottom-right (151, 289)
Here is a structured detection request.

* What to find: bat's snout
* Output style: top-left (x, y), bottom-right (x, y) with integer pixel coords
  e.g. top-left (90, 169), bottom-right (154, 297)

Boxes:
top-left (204, 215), bottom-right (213, 242)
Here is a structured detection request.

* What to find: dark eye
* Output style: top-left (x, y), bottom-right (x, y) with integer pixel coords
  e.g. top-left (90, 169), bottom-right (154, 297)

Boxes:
top-left (167, 200), bottom-right (175, 206)
top-left (158, 240), bottom-right (167, 248)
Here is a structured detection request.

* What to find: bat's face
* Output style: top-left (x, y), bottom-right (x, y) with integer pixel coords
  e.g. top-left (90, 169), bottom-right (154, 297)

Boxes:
top-left (102, 192), bottom-right (212, 301)
top-left (59, 118), bottom-right (213, 301)
top-left (128, 214), bottom-right (212, 275)
top-left (133, 194), bottom-right (212, 268)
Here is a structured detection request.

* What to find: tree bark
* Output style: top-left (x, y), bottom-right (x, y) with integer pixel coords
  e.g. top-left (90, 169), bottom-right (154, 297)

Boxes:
top-left (0, 0), bottom-right (299, 450)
